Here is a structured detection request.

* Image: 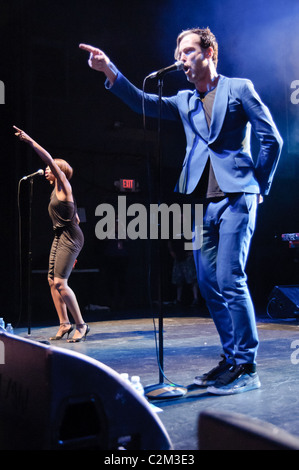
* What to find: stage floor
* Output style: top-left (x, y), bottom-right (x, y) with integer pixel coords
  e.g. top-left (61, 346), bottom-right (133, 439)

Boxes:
top-left (16, 309), bottom-right (299, 450)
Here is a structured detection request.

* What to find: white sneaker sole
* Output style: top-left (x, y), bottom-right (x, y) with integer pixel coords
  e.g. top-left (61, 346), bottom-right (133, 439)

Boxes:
top-left (207, 374), bottom-right (261, 396)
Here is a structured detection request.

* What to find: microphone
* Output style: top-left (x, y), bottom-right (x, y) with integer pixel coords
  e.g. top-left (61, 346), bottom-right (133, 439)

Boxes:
top-left (147, 61), bottom-right (184, 79)
top-left (21, 169), bottom-right (44, 181)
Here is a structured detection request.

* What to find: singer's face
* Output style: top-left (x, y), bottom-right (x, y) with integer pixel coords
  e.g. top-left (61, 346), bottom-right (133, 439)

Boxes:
top-left (45, 166), bottom-right (55, 184)
top-left (177, 33), bottom-right (207, 84)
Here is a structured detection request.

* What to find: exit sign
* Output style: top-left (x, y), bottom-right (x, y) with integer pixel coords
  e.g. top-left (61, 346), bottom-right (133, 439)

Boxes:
top-left (120, 179), bottom-right (136, 191)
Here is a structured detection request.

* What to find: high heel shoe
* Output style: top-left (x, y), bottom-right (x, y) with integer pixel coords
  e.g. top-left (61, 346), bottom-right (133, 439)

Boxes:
top-left (67, 323), bottom-right (90, 343)
top-left (49, 323), bottom-right (74, 340)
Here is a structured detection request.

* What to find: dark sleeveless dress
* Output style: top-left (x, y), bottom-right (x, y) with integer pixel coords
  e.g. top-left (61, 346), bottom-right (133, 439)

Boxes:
top-left (48, 190), bottom-right (84, 280)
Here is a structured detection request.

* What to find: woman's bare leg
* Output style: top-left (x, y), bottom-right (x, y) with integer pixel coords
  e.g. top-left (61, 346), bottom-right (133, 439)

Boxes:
top-left (48, 277), bottom-right (72, 338)
top-left (53, 277), bottom-right (87, 340)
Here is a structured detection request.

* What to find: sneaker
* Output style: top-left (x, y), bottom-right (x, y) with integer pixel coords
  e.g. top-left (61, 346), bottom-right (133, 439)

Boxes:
top-left (194, 355), bottom-right (233, 387)
top-left (207, 363), bottom-right (261, 395)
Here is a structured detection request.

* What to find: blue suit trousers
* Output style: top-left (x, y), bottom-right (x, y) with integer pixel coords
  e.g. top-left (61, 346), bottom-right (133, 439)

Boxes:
top-left (193, 193), bottom-right (259, 365)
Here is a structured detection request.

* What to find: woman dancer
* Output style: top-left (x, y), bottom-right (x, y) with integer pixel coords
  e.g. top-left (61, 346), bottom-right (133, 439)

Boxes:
top-left (14, 126), bottom-right (89, 342)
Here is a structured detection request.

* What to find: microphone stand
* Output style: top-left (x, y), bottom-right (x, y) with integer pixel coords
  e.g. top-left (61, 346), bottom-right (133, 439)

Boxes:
top-left (144, 77), bottom-right (187, 400)
top-left (27, 177), bottom-right (34, 335)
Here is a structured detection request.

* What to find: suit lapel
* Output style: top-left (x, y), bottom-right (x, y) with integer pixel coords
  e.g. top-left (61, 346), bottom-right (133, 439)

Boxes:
top-left (209, 75), bottom-right (229, 143)
top-left (188, 93), bottom-right (209, 142)
top-left (188, 76), bottom-right (229, 143)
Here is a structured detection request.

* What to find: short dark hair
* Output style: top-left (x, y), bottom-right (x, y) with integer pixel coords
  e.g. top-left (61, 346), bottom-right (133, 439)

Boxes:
top-left (175, 27), bottom-right (218, 68)
top-left (54, 158), bottom-right (73, 180)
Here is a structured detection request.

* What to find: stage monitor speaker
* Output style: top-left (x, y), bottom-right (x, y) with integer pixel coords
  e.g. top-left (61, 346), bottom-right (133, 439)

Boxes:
top-left (198, 409), bottom-right (299, 450)
top-left (267, 285), bottom-right (299, 319)
top-left (0, 332), bottom-right (172, 450)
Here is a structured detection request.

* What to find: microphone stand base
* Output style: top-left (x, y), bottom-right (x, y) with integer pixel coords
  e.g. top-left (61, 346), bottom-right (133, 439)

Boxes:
top-left (144, 382), bottom-right (187, 400)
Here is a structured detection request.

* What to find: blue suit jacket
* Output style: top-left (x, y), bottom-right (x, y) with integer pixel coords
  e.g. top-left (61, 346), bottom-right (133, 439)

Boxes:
top-left (107, 70), bottom-right (283, 196)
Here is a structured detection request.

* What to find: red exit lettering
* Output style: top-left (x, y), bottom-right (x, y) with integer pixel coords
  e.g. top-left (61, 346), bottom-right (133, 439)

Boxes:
top-left (121, 179), bottom-right (135, 190)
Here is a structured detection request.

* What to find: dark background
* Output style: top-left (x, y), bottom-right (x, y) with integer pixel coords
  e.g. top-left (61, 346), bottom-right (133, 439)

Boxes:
top-left (0, 0), bottom-right (298, 327)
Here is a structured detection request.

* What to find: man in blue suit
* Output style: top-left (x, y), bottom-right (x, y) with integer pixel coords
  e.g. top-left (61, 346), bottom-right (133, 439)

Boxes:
top-left (80, 27), bottom-right (283, 395)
